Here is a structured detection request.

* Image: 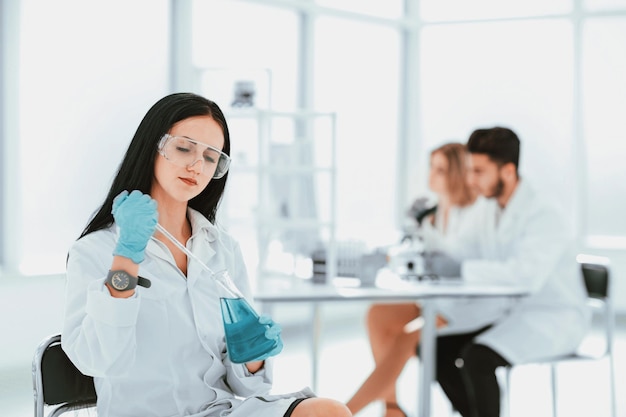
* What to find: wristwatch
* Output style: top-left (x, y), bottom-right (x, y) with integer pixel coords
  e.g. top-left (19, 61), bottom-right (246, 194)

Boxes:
top-left (106, 270), bottom-right (152, 291)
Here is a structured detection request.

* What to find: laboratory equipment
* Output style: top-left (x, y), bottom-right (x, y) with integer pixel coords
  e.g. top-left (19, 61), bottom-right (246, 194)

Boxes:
top-left (220, 297), bottom-right (281, 363)
top-left (387, 199), bottom-right (440, 280)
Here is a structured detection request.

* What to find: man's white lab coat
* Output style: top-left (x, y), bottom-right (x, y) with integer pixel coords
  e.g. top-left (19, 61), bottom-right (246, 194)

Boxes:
top-left (421, 200), bottom-right (517, 336)
top-left (434, 180), bottom-right (591, 364)
top-left (62, 209), bottom-right (311, 417)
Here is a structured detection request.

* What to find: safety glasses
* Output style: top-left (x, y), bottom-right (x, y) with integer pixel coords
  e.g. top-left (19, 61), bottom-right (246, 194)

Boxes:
top-left (158, 134), bottom-right (231, 179)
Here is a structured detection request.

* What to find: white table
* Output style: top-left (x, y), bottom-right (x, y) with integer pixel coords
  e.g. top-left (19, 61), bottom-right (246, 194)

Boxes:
top-left (254, 275), bottom-right (528, 417)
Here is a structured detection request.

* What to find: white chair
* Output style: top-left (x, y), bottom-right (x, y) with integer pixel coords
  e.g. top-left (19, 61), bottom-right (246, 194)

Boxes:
top-left (503, 254), bottom-right (616, 417)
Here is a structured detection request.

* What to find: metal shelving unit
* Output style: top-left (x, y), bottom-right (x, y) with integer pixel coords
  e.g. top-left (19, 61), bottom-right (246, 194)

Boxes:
top-left (222, 109), bottom-right (338, 284)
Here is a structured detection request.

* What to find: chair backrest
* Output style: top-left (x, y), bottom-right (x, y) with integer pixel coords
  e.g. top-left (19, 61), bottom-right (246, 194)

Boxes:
top-left (576, 254), bottom-right (613, 356)
top-left (580, 261), bottom-right (609, 300)
top-left (33, 334), bottom-right (97, 417)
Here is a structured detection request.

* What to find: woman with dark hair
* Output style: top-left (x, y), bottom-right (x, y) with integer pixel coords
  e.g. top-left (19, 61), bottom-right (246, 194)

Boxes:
top-left (346, 142), bottom-right (486, 417)
top-left (62, 92), bottom-right (351, 417)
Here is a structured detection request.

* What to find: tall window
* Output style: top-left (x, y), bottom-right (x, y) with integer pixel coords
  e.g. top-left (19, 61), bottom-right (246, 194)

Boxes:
top-left (313, 16), bottom-right (400, 242)
top-left (190, 0), bottom-right (402, 282)
top-left (583, 16), bottom-right (626, 243)
top-left (414, 0), bottom-right (626, 249)
top-left (192, 1), bottom-right (299, 110)
top-left (418, 19), bottom-right (576, 228)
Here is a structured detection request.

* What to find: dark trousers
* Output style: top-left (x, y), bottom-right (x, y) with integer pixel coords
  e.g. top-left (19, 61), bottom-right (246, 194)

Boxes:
top-left (435, 327), bottom-right (510, 417)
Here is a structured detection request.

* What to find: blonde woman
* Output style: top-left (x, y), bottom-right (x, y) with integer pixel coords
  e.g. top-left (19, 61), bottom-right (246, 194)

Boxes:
top-left (346, 142), bottom-right (478, 417)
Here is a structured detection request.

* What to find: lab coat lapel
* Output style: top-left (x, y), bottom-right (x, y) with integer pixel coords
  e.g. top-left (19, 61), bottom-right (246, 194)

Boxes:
top-left (145, 237), bottom-right (175, 264)
top-left (496, 181), bottom-right (530, 253)
top-left (479, 199), bottom-right (501, 259)
top-left (186, 232), bottom-right (216, 287)
top-left (186, 209), bottom-right (218, 287)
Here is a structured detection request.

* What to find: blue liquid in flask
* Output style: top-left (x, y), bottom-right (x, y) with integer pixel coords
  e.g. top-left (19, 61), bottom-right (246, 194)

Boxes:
top-left (220, 297), bottom-right (279, 363)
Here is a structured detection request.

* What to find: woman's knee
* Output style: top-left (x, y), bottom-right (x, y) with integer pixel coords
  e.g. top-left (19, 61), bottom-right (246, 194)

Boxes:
top-left (291, 398), bottom-right (352, 417)
top-left (367, 303), bottom-right (420, 332)
top-left (367, 304), bottom-right (391, 324)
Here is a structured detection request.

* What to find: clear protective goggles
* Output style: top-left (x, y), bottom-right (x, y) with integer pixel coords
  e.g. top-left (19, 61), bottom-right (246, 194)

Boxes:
top-left (158, 134), bottom-right (231, 179)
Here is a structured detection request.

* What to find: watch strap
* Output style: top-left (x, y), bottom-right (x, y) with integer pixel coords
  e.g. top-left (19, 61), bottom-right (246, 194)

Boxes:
top-left (137, 276), bottom-right (152, 288)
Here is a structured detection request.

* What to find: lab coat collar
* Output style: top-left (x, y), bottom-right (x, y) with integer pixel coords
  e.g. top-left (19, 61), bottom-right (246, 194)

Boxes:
top-left (497, 179), bottom-right (533, 235)
top-left (502, 179), bottom-right (532, 213)
top-left (186, 208), bottom-right (219, 243)
top-left (138, 208), bottom-right (219, 272)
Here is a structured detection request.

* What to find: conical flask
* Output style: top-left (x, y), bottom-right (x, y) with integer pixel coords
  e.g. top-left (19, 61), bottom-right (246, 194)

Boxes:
top-left (219, 296), bottom-right (280, 363)
top-left (156, 223), bottom-right (279, 363)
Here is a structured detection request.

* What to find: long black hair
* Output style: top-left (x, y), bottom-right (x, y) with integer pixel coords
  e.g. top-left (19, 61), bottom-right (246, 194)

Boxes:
top-left (78, 92), bottom-right (231, 240)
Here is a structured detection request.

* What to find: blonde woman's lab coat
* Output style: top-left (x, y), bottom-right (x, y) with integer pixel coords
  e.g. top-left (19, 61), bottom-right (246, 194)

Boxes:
top-left (62, 208), bottom-right (312, 417)
top-left (441, 180), bottom-right (591, 364)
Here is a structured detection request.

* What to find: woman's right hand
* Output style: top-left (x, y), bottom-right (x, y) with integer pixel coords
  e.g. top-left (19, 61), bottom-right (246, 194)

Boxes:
top-left (111, 190), bottom-right (158, 264)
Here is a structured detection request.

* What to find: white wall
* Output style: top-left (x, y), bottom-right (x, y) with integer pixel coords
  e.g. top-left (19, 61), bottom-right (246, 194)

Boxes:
top-left (0, 274), bottom-right (66, 369)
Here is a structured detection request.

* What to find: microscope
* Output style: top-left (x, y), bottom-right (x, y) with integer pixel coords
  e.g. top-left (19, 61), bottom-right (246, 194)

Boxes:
top-left (387, 198), bottom-right (439, 281)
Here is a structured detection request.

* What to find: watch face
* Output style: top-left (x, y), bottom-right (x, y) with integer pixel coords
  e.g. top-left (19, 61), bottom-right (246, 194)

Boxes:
top-left (111, 272), bottom-right (130, 291)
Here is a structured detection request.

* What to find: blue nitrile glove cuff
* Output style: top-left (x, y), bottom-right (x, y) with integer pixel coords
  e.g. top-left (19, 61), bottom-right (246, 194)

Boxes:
top-left (113, 241), bottom-right (149, 264)
top-left (111, 190), bottom-right (158, 264)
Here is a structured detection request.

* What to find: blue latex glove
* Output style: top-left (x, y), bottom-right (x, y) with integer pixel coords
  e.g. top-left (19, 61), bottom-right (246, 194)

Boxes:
top-left (251, 315), bottom-right (283, 361)
top-left (428, 250), bottom-right (461, 278)
top-left (111, 190), bottom-right (158, 264)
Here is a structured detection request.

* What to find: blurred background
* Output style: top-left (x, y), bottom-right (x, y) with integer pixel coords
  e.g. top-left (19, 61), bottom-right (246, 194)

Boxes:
top-left (1, 0), bottom-right (625, 416)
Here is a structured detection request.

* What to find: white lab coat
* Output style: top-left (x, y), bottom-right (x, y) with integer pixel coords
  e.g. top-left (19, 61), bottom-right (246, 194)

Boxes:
top-left (62, 208), bottom-right (312, 417)
top-left (422, 199), bottom-right (516, 336)
top-left (435, 180), bottom-right (591, 364)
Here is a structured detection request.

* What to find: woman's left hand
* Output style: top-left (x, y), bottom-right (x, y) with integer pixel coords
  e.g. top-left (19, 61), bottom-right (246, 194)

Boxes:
top-left (257, 315), bottom-right (284, 359)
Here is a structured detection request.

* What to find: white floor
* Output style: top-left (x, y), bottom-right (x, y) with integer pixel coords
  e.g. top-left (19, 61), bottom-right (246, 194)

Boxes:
top-left (270, 304), bottom-right (625, 417)
top-left (2, 299), bottom-right (624, 417)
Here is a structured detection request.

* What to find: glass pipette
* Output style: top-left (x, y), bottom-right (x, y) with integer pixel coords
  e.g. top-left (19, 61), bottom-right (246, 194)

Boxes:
top-left (155, 223), bottom-right (244, 298)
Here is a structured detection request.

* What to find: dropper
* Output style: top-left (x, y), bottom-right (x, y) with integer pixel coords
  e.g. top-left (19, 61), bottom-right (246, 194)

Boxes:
top-left (155, 223), bottom-right (244, 298)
